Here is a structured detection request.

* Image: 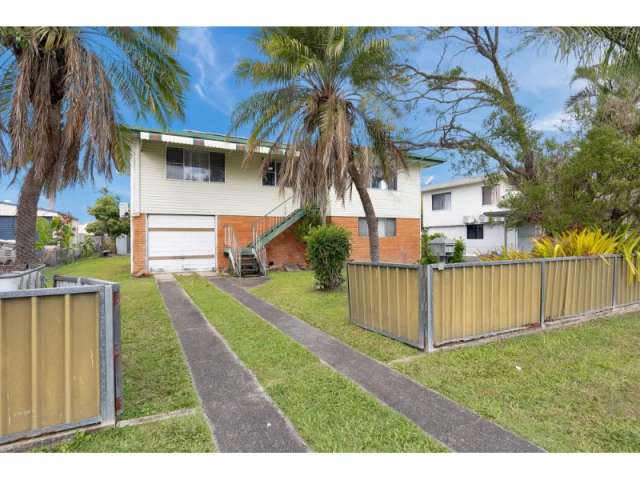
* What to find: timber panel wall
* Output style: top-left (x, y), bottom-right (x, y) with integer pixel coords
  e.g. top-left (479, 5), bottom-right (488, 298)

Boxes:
top-left (0, 291), bottom-right (101, 441)
top-left (347, 263), bottom-right (423, 348)
top-left (432, 262), bottom-right (541, 345)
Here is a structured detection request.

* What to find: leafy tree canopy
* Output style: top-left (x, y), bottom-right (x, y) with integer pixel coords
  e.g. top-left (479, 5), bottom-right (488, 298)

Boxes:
top-left (86, 188), bottom-right (129, 238)
top-left (503, 126), bottom-right (640, 233)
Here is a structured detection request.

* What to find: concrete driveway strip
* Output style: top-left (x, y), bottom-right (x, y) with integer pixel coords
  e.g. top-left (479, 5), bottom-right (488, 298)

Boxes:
top-left (210, 277), bottom-right (545, 453)
top-left (155, 274), bottom-right (307, 453)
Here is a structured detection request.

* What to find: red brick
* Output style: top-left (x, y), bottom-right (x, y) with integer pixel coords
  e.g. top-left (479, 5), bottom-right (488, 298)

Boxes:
top-left (328, 217), bottom-right (420, 264)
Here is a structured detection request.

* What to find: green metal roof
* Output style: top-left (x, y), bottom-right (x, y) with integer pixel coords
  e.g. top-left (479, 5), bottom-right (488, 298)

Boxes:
top-left (125, 125), bottom-right (445, 167)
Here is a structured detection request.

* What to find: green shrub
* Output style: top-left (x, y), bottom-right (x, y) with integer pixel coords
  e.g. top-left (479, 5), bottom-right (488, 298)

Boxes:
top-left (81, 238), bottom-right (98, 258)
top-left (305, 224), bottom-right (351, 290)
top-left (450, 239), bottom-right (465, 263)
top-left (420, 231), bottom-right (443, 265)
top-left (293, 204), bottom-right (323, 243)
top-left (35, 217), bottom-right (54, 251)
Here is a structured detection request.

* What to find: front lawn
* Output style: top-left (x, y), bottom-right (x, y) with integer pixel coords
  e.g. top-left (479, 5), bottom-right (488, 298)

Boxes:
top-left (36, 413), bottom-right (213, 453)
top-left (178, 274), bottom-right (446, 452)
top-left (42, 257), bottom-right (208, 452)
top-left (252, 271), bottom-right (418, 362)
top-left (253, 270), bottom-right (640, 452)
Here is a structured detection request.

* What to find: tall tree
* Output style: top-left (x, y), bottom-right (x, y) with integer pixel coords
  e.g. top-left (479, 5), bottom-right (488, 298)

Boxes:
top-left (86, 188), bottom-right (130, 240)
top-left (397, 27), bottom-right (541, 187)
top-left (566, 65), bottom-right (640, 136)
top-left (0, 27), bottom-right (188, 265)
top-left (232, 27), bottom-right (408, 263)
top-left (535, 27), bottom-right (640, 74)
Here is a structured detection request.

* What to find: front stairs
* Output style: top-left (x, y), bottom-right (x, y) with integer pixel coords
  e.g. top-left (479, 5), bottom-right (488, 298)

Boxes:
top-left (224, 207), bottom-right (305, 277)
top-left (239, 248), bottom-right (261, 276)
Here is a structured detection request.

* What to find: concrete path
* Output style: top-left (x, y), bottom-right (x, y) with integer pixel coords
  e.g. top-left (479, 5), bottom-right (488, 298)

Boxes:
top-left (210, 277), bottom-right (544, 453)
top-left (155, 274), bottom-right (307, 453)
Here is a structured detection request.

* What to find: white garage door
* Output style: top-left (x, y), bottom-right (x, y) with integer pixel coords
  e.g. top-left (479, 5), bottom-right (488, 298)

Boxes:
top-left (147, 215), bottom-right (216, 272)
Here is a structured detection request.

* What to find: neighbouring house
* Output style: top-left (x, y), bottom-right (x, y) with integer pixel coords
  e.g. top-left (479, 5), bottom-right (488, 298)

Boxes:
top-left (0, 200), bottom-right (79, 243)
top-left (127, 127), bottom-right (442, 274)
top-left (421, 176), bottom-right (541, 256)
top-left (116, 202), bottom-right (130, 255)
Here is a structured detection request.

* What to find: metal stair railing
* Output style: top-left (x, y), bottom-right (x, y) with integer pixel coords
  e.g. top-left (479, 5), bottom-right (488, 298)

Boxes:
top-left (223, 225), bottom-right (242, 277)
top-left (252, 196), bottom-right (298, 243)
top-left (252, 224), bottom-right (268, 276)
top-left (250, 196), bottom-right (300, 275)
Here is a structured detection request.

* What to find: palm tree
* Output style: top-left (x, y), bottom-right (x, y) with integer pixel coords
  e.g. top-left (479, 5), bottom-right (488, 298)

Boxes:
top-left (534, 27), bottom-right (640, 73)
top-left (567, 64), bottom-right (640, 136)
top-left (232, 27), bottom-right (407, 263)
top-left (0, 27), bottom-right (188, 265)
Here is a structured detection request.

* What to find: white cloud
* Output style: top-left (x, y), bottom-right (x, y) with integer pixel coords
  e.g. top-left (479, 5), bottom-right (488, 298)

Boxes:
top-left (179, 28), bottom-right (237, 115)
top-left (532, 111), bottom-right (577, 132)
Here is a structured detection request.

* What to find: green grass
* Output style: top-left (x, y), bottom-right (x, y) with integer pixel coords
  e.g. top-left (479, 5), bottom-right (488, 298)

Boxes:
top-left (36, 413), bottom-right (214, 453)
top-left (46, 257), bottom-right (198, 419)
top-left (252, 271), bottom-right (418, 362)
top-left (251, 270), bottom-right (640, 452)
top-left (394, 315), bottom-right (640, 452)
top-left (177, 274), bottom-right (446, 452)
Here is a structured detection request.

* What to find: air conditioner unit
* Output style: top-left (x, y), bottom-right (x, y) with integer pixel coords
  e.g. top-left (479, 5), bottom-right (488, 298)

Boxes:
top-left (462, 215), bottom-right (474, 224)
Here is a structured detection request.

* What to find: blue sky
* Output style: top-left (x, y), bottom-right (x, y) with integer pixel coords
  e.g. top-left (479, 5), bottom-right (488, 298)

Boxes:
top-left (0, 27), bottom-right (579, 222)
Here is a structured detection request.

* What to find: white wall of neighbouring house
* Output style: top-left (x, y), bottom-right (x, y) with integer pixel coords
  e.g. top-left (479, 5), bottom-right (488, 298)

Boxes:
top-left (422, 178), bottom-right (513, 228)
top-left (422, 177), bottom-right (522, 255)
top-left (425, 223), bottom-right (519, 255)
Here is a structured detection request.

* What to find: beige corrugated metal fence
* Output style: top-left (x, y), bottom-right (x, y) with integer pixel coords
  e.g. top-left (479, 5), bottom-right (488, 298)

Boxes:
top-left (1, 278), bottom-right (118, 447)
top-left (348, 255), bottom-right (640, 351)
top-left (544, 257), bottom-right (614, 319)
top-left (0, 292), bottom-right (100, 440)
top-left (432, 262), bottom-right (541, 346)
top-left (347, 263), bottom-right (423, 348)
top-left (615, 256), bottom-right (640, 306)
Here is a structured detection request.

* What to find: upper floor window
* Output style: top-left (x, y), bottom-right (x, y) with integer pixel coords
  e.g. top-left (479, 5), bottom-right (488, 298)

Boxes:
top-left (482, 185), bottom-right (499, 205)
top-left (262, 161), bottom-right (282, 186)
top-left (370, 167), bottom-right (397, 191)
top-left (166, 147), bottom-right (225, 183)
top-left (432, 192), bottom-right (451, 211)
top-left (358, 218), bottom-right (397, 237)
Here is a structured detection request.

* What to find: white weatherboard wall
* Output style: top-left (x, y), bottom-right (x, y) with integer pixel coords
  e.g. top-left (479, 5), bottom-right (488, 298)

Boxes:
top-left (132, 138), bottom-right (425, 220)
top-left (327, 165), bottom-right (422, 219)
top-left (136, 141), bottom-right (293, 216)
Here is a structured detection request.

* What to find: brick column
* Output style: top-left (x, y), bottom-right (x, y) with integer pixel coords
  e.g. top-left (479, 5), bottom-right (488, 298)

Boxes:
top-left (131, 214), bottom-right (147, 274)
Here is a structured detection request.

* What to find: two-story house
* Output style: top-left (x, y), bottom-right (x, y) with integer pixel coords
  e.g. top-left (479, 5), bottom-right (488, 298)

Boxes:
top-left (422, 176), bottom-right (540, 255)
top-left (128, 127), bottom-right (442, 274)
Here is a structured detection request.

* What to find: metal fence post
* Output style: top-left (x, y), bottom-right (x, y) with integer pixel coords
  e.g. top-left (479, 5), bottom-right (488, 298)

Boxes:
top-left (539, 259), bottom-right (547, 328)
top-left (418, 265), bottom-right (426, 350)
top-left (426, 264), bottom-right (435, 352)
top-left (611, 255), bottom-right (618, 308)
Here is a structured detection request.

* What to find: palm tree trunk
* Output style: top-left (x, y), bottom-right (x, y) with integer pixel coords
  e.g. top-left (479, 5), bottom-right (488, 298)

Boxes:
top-left (15, 166), bottom-right (44, 266)
top-left (348, 164), bottom-right (380, 263)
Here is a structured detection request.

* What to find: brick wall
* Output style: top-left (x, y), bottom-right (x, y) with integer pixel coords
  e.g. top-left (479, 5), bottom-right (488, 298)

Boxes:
top-left (134, 213), bottom-right (416, 273)
top-left (131, 214), bottom-right (146, 274)
top-left (328, 216), bottom-right (421, 264)
top-left (265, 223), bottom-right (307, 268)
top-left (217, 215), bottom-right (307, 271)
